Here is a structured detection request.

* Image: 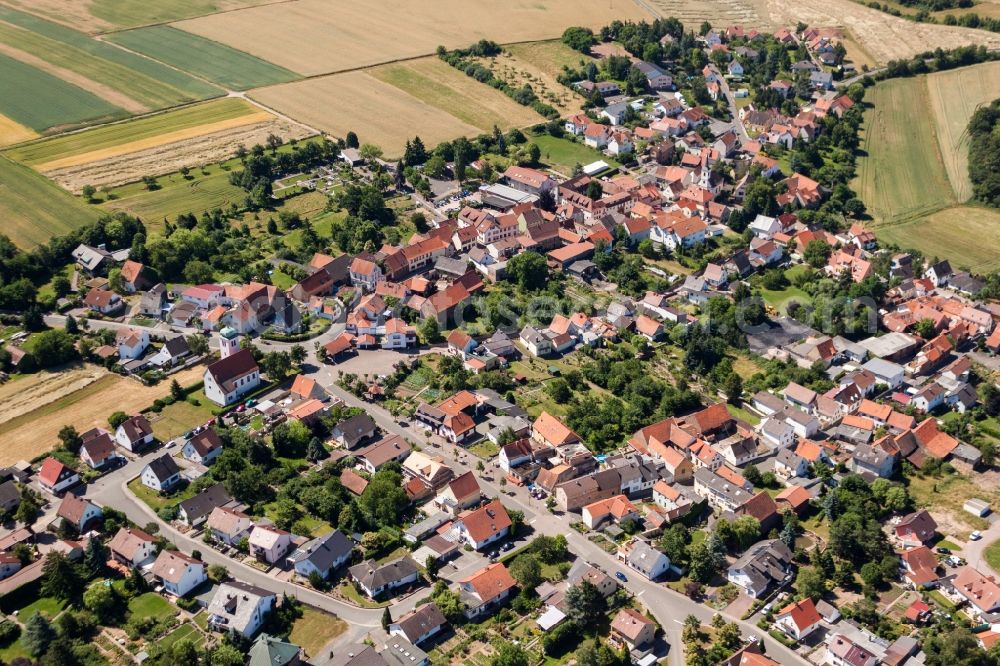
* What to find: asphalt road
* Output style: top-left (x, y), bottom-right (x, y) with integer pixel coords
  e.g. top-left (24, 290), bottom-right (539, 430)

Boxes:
top-left (79, 338), bottom-right (809, 665)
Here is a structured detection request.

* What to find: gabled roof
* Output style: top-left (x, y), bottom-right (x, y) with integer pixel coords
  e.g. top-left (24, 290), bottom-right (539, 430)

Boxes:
top-left (462, 562), bottom-right (517, 603)
top-left (109, 527), bottom-right (156, 560)
top-left (459, 499), bottom-right (511, 543)
top-left (777, 598), bottom-right (821, 631)
top-left (205, 349), bottom-right (258, 393)
top-left (151, 549), bottom-right (202, 584)
top-left (533, 412), bottom-right (579, 447)
top-left (38, 457), bottom-right (74, 487)
top-left (144, 454), bottom-right (180, 483)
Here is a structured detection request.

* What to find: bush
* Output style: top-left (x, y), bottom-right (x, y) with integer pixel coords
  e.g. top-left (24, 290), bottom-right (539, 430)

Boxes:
top-left (0, 620), bottom-right (20, 646)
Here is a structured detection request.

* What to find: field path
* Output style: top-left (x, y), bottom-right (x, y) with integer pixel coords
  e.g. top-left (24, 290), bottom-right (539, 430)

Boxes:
top-left (0, 38), bottom-right (149, 114)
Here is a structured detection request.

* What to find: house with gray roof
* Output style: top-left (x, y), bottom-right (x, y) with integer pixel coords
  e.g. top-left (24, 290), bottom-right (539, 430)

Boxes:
top-left (617, 538), bottom-right (670, 580)
top-left (207, 581), bottom-right (276, 638)
top-left (248, 634), bottom-right (302, 666)
top-left (287, 530), bottom-right (353, 580)
top-left (349, 555), bottom-right (420, 599)
top-left (727, 539), bottom-right (793, 598)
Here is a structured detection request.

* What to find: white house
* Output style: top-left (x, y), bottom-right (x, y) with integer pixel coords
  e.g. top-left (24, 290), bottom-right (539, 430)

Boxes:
top-left (287, 530), bottom-right (353, 580)
top-left (203, 332), bottom-right (260, 407)
top-left (207, 581), bottom-right (276, 638)
top-left (140, 455), bottom-right (181, 493)
top-left (617, 539), bottom-right (671, 580)
top-left (182, 429), bottom-right (223, 466)
top-left (775, 598), bottom-right (822, 641)
top-left (151, 550), bottom-right (207, 597)
top-left (749, 214), bottom-right (782, 239)
top-left (206, 507), bottom-right (254, 546)
top-left (115, 415), bottom-right (154, 452)
top-left (109, 527), bottom-right (159, 569)
top-left (249, 525), bottom-right (293, 565)
top-left (37, 458), bottom-right (80, 495)
top-left (116, 328), bottom-right (150, 360)
top-left (451, 499), bottom-right (511, 550)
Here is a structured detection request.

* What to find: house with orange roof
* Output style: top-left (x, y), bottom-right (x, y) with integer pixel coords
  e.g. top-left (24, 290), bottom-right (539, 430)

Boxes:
top-left (775, 486), bottom-right (812, 515)
top-left (37, 458), bottom-right (79, 495)
top-left (582, 495), bottom-right (640, 530)
top-left (458, 562), bottom-right (517, 619)
top-left (451, 499), bottom-right (511, 550)
top-left (119, 260), bottom-right (149, 293)
top-left (775, 598), bottom-right (822, 640)
top-left (952, 566), bottom-right (1000, 620)
top-left (532, 411), bottom-right (580, 449)
top-left (900, 545), bottom-right (941, 588)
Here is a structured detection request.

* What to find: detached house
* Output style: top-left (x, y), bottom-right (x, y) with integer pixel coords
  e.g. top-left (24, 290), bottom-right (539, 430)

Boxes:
top-left (207, 507), bottom-right (254, 546)
top-left (37, 457), bottom-right (79, 495)
top-left (207, 581), bottom-right (276, 638)
top-left (390, 603), bottom-right (448, 646)
top-left (451, 499), bottom-right (512, 550)
top-left (349, 555), bottom-right (421, 599)
top-left (152, 550), bottom-right (207, 597)
top-left (895, 510), bottom-right (937, 547)
top-left (287, 530), bottom-right (353, 580)
top-left (109, 527), bottom-right (158, 569)
top-left (57, 495), bottom-right (103, 532)
top-left (617, 538), bottom-right (671, 580)
top-left (775, 598), bottom-right (822, 641)
top-left (249, 525), bottom-right (294, 565)
top-left (182, 429), bottom-right (223, 466)
top-left (140, 455), bottom-right (181, 493)
top-left (79, 431), bottom-right (120, 470)
top-left (115, 415), bottom-right (154, 452)
top-left (458, 563), bottom-right (517, 619)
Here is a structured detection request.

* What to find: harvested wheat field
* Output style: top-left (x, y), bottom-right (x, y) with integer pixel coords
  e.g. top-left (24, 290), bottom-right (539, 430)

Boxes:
top-left (764, 0), bottom-right (1000, 64)
top-left (925, 61), bottom-right (1000, 202)
top-left (175, 0), bottom-right (652, 76)
top-left (48, 117), bottom-right (310, 192)
top-left (1, 0), bottom-right (284, 34)
top-left (250, 72), bottom-right (482, 158)
top-left (646, 0), bottom-right (769, 30)
top-left (0, 364), bottom-right (205, 465)
top-left (0, 114), bottom-right (37, 146)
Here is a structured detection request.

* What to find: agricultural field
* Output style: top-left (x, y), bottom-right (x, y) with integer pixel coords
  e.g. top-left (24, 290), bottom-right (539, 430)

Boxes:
top-left (0, 155), bottom-right (101, 248)
top-left (250, 72), bottom-right (482, 158)
top-left (369, 58), bottom-right (544, 132)
top-left (0, 364), bottom-right (205, 466)
top-left (0, 114), bottom-right (37, 147)
top-left (646, 0), bottom-right (769, 30)
top-left (925, 61), bottom-right (1000, 202)
top-left (761, 0), bottom-right (1000, 64)
top-left (478, 41), bottom-right (590, 115)
top-left (1, 0), bottom-right (282, 33)
top-left (105, 26), bottom-right (301, 90)
top-left (854, 62), bottom-right (1000, 270)
top-left (0, 7), bottom-right (221, 118)
top-left (0, 52), bottom-right (126, 132)
top-left (173, 0), bottom-right (653, 76)
top-left (869, 206), bottom-right (1000, 272)
top-left (854, 75), bottom-right (952, 224)
top-left (5, 98), bottom-right (311, 192)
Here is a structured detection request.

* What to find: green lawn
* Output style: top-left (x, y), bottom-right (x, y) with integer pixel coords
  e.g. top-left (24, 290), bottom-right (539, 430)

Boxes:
top-left (159, 622), bottom-right (203, 649)
top-left (468, 440), bottom-right (500, 459)
top-left (7, 595), bottom-right (65, 619)
top-left (726, 403), bottom-right (760, 425)
top-left (528, 135), bottom-right (619, 176)
top-left (127, 477), bottom-right (195, 511)
top-left (288, 608), bottom-right (347, 658)
top-left (0, 638), bottom-right (30, 662)
top-left (106, 26), bottom-right (300, 90)
top-left (337, 581), bottom-right (390, 608)
top-left (149, 389), bottom-right (218, 441)
top-left (984, 539), bottom-right (1000, 571)
top-left (128, 592), bottom-right (177, 620)
top-left (760, 286), bottom-right (811, 315)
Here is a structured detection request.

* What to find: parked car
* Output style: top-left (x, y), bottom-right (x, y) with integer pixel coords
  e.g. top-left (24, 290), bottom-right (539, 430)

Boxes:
top-left (936, 547), bottom-right (951, 555)
top-left (615, 571), bottom-right (628, 583)
top-left (500, 542), bottom-right (514, 552)
top-left (971, 531), bottom-right (983, 541)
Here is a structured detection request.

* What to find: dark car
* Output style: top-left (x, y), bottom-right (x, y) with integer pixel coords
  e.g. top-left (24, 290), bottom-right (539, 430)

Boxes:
top-left (500, 542), bottom-right (514, 552)
top-left (488, 550), bottom-right (499, 560)
top-left (936, 547), bottom-right (951, 555)
top-left (615, 571), bottom-right (628, 583)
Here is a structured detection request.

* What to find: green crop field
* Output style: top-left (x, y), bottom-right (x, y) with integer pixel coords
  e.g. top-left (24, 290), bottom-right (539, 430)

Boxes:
top-left (0, 7), bottom-right (220, 111)
top-left (870, 205), bottom-right (1000, 272)
top-left (0, 155), bottom-right (102, 248)
top-left (106, 26), bottom-right (300, 90)
top-left (7, 98), bottom-right (261, 167)
top-left (853, 75), bottom-right (954, 224)
top-left (529, 134), bottom-right (619, 176)
top-left (99, 167), bottom-right (247, 233)
top-left (855, 64), bottom-right (1000, 271)
top-left (0, 53), bottom-right (125, 131)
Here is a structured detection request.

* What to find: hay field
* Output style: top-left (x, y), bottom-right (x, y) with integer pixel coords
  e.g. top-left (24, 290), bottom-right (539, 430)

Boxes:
top-left (250, 72), bottom-right (482, 157)
top-left (369, 58), bottom-right (544, 131)
top-left (763, 0), bottom-right (1000, 64)
top-left (0, 7), bottom-right (221, 114)
top-left (925, 61), bottom-right (1000, 202)
top-left (0, 155), bottom-right (101, 248)
top-left (0, 114), bottom-right (37, 147)
top-left (174, 0), bottom-right (651, 76)
top-left (854, 76), bottom-right (954, 224)
top-left (0, 0), bottom-right (282, 33)
top-left (871, 206), bottom-right (1000, 272)
top-left (0, 364), bottom-right (205, 466)
top-left (99, 167), bottom-right (250, 226)
top-left (106, 26), bottom-right (301, 90)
